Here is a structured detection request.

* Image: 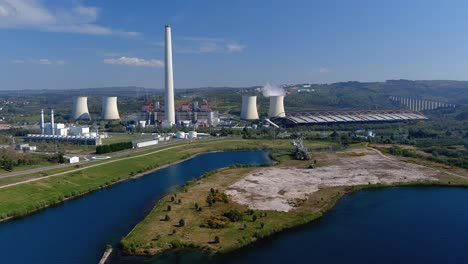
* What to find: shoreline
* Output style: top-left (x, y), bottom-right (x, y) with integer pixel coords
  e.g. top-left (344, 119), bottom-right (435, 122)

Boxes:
top-left (0, 140), bottom-right (267, 223)
top-left (123, 180), bottom-right (468, 258)
top-left (121, 147), bottom-right (468, 258)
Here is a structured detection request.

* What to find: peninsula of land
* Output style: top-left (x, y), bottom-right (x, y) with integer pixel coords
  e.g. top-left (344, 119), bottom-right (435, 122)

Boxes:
top-left (122, 145), bottom-right (468, 256)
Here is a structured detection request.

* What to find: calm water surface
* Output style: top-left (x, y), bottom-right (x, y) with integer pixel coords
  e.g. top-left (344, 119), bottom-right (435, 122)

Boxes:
top-left (0, 151), bottom-right (270, 264)
top-left (117, 187), bottom-right (468, 264)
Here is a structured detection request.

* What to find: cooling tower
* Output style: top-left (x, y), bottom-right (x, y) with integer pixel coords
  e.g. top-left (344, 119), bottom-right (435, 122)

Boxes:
top-left (241, 96), bottom-right (259, 120)
top-left (268, 95), bottom-right (286, 118)
top-left (72, 96), bottom-right (91, 120)
top-left (164, 25), bottom-right (175, 125)
top-left (101, 96), bottom-right (120, 120)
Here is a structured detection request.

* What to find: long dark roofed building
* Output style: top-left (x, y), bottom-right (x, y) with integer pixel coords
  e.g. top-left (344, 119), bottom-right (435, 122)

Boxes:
top-left (271, 110), bottom-right (427, 127)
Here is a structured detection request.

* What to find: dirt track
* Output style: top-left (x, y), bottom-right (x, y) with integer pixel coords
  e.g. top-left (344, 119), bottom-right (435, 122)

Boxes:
top-left (226, 149), bottom-right (440, 212)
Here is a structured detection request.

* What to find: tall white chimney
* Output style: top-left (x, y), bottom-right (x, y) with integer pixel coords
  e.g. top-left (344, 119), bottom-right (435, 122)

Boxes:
top-left (40, 109), bottom-right (45, 135)
top-left (164, 25), bottom-right (175, 126)
top-left (50, 109), bottom-right (55, 135)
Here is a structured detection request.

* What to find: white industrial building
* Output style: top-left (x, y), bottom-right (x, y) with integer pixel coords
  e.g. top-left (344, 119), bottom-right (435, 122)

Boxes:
top-left (26, 109), bottom-right (101, 145)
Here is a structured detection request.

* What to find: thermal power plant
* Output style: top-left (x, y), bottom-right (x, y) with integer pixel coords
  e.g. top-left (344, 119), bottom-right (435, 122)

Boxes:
top-left (268, 95), bottom-right (286, 118)
top-left (164, 25), bottom-right (175, 127)
top-left (26, 109), bottom-right (101, 145)
top-left (72, 96), bottom-right (91, 120)
top-left (241, 95), bottom-right (259, 120)
top-left (101, 96), bottom-right (120, 120)
top-left (149, 99), bottom-right (219, 127)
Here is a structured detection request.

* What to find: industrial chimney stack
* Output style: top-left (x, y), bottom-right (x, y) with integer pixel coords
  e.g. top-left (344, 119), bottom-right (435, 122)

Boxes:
top-left (40, 109), bottom-right (45, 135)
top-left (164, 25), bottom-right (175, 126)
top-left (50, 109), bottom-right (55, 135)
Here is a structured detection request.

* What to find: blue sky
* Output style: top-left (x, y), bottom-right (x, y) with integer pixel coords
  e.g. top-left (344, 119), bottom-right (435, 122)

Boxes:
top-left (1, 0), bottom-right (468, 90)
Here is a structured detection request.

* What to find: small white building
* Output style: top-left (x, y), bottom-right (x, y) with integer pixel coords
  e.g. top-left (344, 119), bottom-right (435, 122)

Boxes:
top-left (15, 143), bottom-right (37, 152)
top-left (66, 156), bottom-right (80, 164)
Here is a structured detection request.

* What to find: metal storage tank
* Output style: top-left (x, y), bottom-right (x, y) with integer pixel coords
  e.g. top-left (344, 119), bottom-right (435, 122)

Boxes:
top-left (268, 95), bottom-right (286, 118)
top-left (175, 131), bottom-right (186, 139)
top-left (240, 95), bottom-right (259, 120)
top-left (188, 131), bottom-right (197, 138)
top-left (72, 96), bottom-right (91, 120)
top-left (101, 97), bottom-right (120, 120)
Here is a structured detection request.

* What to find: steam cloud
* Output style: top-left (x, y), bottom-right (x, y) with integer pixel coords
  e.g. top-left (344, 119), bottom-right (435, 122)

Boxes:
top-left (261, 82), bottom-right (285, 97)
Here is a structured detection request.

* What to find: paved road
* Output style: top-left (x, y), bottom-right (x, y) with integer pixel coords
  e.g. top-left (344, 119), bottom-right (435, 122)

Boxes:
top-left (0, 138), bottom-right (222, 180)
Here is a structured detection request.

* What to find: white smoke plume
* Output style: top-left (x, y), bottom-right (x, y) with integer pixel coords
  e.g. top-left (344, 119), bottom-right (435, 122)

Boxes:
top-left (261, 82), bottom-right (285, 97)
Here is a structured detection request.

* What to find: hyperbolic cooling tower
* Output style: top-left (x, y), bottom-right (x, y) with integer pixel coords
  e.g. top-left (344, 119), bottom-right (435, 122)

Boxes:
top-left (164, 25), bottom-right (176, 125)
top-left (101, 96), bottom-right (120, 120)
top-left (241, 95), bottom-right (259, 120)
top-left (268, 95), bottom-right (286, 118)
top-left (72, 96), bottom-right (91, 120)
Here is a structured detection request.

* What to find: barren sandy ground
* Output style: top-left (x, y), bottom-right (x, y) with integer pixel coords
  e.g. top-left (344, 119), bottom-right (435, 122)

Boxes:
top-left (226, 149), bottom-right (440, 212)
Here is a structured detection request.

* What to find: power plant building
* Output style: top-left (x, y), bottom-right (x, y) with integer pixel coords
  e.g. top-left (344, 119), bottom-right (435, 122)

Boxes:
top-left (25, 109), bottom-right (101, 145)
top-left (139, 100), bottom-right (219, 127)
top-left (271, 110), bottom-right (427, 127)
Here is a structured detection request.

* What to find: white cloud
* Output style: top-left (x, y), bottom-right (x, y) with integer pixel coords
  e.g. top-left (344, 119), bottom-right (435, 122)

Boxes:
top-left (319, 67), bottom-right (330, 75)
top-left (11, 58), bottom-right (65, 65)
top-left (176, 36), bottom-right (245, 54)
top-left (0, 0), bottom-right (138, 37)
top-left (226, 42), bottom-right (245, 53)
top-left (103, 56), bottom-right (164, 68)
top-left (37, 58), bottom-right (51, 64)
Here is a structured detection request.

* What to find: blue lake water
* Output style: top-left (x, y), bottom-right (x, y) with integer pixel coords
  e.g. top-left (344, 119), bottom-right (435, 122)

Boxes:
top-left (0, 151), bottom-right (271, 264)
top-left (117, 187), bottom-right (468, 264)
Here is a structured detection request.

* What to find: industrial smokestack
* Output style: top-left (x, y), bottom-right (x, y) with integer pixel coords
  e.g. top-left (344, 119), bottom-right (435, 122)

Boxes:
top-left (72, 96), bottom-right (91, 120)
top-left (50, 109), bottom-right (55, 135)
top-left (101, 97), bottom-right (120, 120)
top-left (164, 25), bottom-right (175, 126)
top-left (268, 96), bottom-right (286, 118)
top-left (241, 95), bottom-right (259, 120)
top-left (40, 109), bottom-right (45, 135)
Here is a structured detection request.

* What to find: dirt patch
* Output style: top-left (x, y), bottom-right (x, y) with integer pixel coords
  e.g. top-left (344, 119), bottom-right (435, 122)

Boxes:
top-left (226, 149), bottom-right (439, 212)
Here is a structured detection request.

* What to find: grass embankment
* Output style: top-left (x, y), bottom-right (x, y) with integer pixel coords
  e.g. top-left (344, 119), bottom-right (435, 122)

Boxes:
top-left (122, 145), bottom-right (468, 256)
top-left (0, 139), bottom-right (334, 221)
